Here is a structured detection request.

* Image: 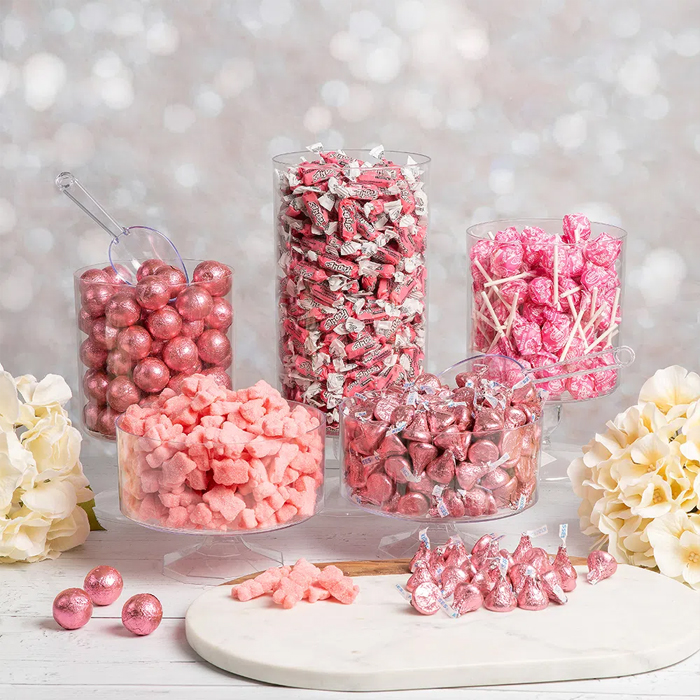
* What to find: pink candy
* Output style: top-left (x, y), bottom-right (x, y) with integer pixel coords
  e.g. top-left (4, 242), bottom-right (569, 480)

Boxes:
top-left (275, 146), bottom-right (428, 433)
top-left (469, 215), bottom-right (623, 400)
top-left (117, 375), bottom-right (324, 533)
top-left (231, 559), bottom-right (359, 609)
top-left (77, 260), bottom-right (233, 440)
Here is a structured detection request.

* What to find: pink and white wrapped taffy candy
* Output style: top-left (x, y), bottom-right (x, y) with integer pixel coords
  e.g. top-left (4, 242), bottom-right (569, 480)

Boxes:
top-left (468, 215), bottom-right (626, 401)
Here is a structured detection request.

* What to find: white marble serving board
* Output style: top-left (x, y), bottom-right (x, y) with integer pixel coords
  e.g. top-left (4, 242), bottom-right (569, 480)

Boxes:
top-left (185, 565), bottom-right (700, 692)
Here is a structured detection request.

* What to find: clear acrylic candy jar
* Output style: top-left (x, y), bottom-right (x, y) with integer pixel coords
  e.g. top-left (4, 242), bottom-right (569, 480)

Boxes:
top-left (273, 147), bottom-right (430, 435)
top-left (339, 355), bottom-right (544, 525)
top-left (467, 217), bottom-right (627, 402)
top-left (116, 401), bottom-right (325, 534)
top-left (75, 259), bottom-right (234, 440)
top-left (117, 400), bottom-right (325, 583)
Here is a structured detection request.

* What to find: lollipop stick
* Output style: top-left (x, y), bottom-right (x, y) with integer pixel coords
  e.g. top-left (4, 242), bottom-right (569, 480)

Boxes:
top-left (553, 239), bottom-right (559, 308)
top-left (560, 302), bottom-right (586, 361)
top-left (606, 289), bottom-right (621, 347)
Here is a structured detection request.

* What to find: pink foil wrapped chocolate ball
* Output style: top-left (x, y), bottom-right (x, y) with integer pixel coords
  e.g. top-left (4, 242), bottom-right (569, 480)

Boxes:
top-left (162, 336), bottom-right (198, 372)
top-left (121, 594), bottom-right (163, 636)
top-left (107, 376), bottom-right (141, 413)
top-left (81, 283), bottom-right (113, 318)
top-left (102, 264), bottom-right (130, 285)
top-left (106, 348), bottom-right (134, 376)
top-left (205, 296), bottom-right (233, 331)
top-left (133, 357), bottom-right (170, 393)
top-left (105, 292), bottom-right (141, 328)
top-left (84, 566), bottom-right (123, 606)
top-left (192, 260), bottom-right (232, 297)
top-left (80, 268), bottom-right (110, 286)
top-left (156, 265), bottom-right (188, 298)
top-left (79, 338), bottom-right (108, 370)
top-left (53, 588), bottom-right (93, 630)
top-left (83, 369), bottom-right (110, 405)
top-left (175, 287), bottom-right (214, 321)
top-left (196, 329), bottom-right (231, 365)
top-left (117, 326), bottom-right (153, 360)
top-left (201, 366), bottom-right (233, 389)
top-left (146, 306), bottom-right (182, 340)
top-left (136, 259), bottom-right (168, 281)
top-left (97, 406), bottom-right (120, 437)
top-left (90, 317), bottom-right (119, 350)
top-left (83, 401), bottom-right (101, 431)
top-left (136, 275), bottom-right (171, 311)
top-left (180, 318), bottom-right (205, 339)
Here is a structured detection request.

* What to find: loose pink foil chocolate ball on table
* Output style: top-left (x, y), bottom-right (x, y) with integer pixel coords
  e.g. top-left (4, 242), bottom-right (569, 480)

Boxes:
top-left (121, 594), bottom-right (163, 636)
top-left (340, 355), bottom-right (545, 524)
top-left (53, 588), bottom-right (93, 630)
top-left (84, 566), bottom-right (124, 606)
top-left (274, 146), bottom-right (430, 434)
top-left (74, 260), bottom-right (234, 440)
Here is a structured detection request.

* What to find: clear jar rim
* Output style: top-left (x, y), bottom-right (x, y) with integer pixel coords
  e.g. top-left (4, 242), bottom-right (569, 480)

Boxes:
top-left (73, 259), bottom-right (236, 281)
top-left (466, 218), bottom-right (627, 245)
top-left (115, 400), bottom-right (326, 444)
top-left (340, 392), bottom-right (544, 436)
top-left (272, 149), bottom-right (431, 168)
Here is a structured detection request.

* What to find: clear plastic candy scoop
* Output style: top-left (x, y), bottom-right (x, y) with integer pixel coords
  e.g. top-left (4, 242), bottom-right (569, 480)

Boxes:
top-left (525, 345), bottom-right (635, 385)
top-left (55, 171), bottom-right (187, 285)
top-left (438, 345), bottom-right (635, 397)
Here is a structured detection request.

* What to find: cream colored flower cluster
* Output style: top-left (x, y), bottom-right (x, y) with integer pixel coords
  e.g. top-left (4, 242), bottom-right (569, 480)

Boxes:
top-left (568, 366), bottom-right (700, 590)
top-left (0, 364), bottom-right (91, 563)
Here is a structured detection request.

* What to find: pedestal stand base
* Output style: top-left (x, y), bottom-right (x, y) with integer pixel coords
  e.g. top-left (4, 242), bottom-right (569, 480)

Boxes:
top-left (93, 489), bottom-right (129, 525)
top-left (163, 536), bottom-right (284, 585)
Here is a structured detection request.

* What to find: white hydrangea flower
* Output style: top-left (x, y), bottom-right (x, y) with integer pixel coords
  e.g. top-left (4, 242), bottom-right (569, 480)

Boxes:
top-left (646, 511), bottom-right (700, 590)
top-left (0, 431), bottom-right (37, 516)
top-left (21, 412), bottom-right (81, 477)
top-left (568, 365), bottom-right (700, 588)
top-left (0, 365), bottom-right (91, 564)
top-left (639, 365), bottom-right (700, 417)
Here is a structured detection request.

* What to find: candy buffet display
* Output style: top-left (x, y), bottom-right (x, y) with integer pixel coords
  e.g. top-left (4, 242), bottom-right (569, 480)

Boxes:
top-left (467, 215), bottom-right (626, 401)
top-left (76, 259), bottom-right (233, 440)
top-left (340, 356), bottom-right (545, 523)
top-left (0, 366), bottom-right (91, 564)
top-left (274, 145), bottom-right (429, 433)
top-left (231, 558), bottom-right (359, 608)
top-left (400, 531), bottom-right (615, 617)
top-left (117, 375), bottom-right (325, 533)
top-left (569, 365), bottom-right (700, 590)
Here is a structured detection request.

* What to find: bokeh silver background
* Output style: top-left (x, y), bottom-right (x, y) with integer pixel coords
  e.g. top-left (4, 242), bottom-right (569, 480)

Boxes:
top-left (1, 0), bottom-right (699, 475)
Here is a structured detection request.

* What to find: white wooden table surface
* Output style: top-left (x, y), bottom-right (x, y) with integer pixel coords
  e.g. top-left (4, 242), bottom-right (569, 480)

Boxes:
top-left (1, 464), bottom-right (698, 700)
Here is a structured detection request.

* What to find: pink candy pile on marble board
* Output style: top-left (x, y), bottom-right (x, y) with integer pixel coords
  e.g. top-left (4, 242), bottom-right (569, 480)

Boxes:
top-left (231, 558), bottom-right (359, 609)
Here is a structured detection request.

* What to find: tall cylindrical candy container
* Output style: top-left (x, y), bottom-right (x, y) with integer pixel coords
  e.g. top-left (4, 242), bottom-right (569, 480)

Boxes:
top-left (467, 217), bottom-right (626, 401)
top-left (274, 146), bottom-right (430, 434)
top-left (75, 259), bottom-right (234, 440)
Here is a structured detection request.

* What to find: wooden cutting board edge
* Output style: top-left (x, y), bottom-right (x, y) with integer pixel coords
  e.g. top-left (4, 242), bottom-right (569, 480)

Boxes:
top-left (222, 556), bottom-right (587, 586)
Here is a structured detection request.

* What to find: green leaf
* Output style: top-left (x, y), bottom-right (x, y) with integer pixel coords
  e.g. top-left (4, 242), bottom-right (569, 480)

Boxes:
top-left (79, 499), bottom-right (105, 531)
